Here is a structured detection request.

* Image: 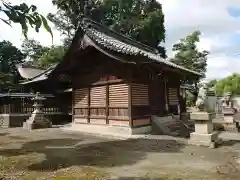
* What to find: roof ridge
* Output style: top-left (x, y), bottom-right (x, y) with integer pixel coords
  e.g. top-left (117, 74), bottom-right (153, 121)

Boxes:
top-left (82, 18), bottom-right (159, 55)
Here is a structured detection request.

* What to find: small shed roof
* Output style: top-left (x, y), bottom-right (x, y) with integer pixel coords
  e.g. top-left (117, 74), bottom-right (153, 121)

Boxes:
top-left (17, 64), bottom-right (45, 79)
top-left (19, 65), bottom-right (57, 85)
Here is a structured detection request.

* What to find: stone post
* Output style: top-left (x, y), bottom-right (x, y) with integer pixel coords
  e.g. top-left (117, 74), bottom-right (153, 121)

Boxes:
top-left (188, 112), bottom-right (219, 148)
top-left (23, 92), bottom-right (52, 130)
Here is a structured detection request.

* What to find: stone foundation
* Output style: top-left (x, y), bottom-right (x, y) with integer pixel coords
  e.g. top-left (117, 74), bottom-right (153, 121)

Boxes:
top-left (62, 123), bottom-right (152, 137)
top-left (188, 132), bottom-right (218, 148)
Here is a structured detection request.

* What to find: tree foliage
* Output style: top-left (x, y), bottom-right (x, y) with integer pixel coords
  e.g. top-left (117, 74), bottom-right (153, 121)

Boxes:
top-left (36, 45), bottom-right (65, 68)
top-left (170, 30), bottom-right (209, 105)
top-left (21, 39), bottom-right (50, 62)
top-left (48, 0), bottom-right (166, 56)
top-left (21, 39), bottom-right (65, 69)
top-left (0, 40), bottom-right (26, 86)
top-left (170, 30), bottom-right (209, 93)
top-left (171, 31), bottom-right (209, 75)
top-left (215, 73), bottom-right (240, 96)
top-left (0, 0), bottom-right (52, 39)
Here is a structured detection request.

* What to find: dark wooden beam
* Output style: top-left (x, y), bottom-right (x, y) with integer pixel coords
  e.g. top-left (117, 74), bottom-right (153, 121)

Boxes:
top-left (106, 83), bottom-right (109, 124)
top-left (87, 87), bottom-right (90, 123)
top-left (128, 70), bottom-right (133, 128)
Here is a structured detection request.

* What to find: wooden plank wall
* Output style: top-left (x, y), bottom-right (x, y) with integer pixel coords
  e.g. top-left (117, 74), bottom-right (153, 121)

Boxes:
top-left (149, 82), bottom-right (165, 116)
top-left (131, 83), bottom-right (151, 128)
top-left (108, 83), bottom-right (129, 126)
top-left (168, 88), bottom-right (179, 106)
top-left (73, 82), bottom-right (129, 127)
top-left (73, 88), bottom-right (89, 123)
top-left (168, 85), bottom-right (180, 114)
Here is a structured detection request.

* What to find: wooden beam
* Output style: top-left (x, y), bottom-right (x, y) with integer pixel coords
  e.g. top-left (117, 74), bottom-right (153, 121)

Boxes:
top-left (128, 82), bottom-right (133, 128)
top-left (72, 89), bottom-right (75, 123)
top-left (106, 84), bottom-right (109, 124)
top-left (87, 87), bottom-right (91, 123)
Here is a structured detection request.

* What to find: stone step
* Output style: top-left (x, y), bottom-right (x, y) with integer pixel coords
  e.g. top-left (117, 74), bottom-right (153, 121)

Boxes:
top-left (152, 118), bottom-right (192, 138)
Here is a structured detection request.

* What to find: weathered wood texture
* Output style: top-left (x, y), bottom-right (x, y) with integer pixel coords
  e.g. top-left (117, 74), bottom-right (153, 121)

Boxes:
top-left (73, 81), bottom-right (130, 127)
top-left (109, 84), bottom-right (128, 107)
top-left (131, 83), bottom-right (151, 127)
top-left (149, 81), bottom-right (166, 116)
top-left (167, 80), bottom-right (181, 114)
top-left (90, 86), bottom-right (106, 107)
top-left (168, 88), bottom-right (179, 105)
top-left (132, 83), bottom-right (148, 105)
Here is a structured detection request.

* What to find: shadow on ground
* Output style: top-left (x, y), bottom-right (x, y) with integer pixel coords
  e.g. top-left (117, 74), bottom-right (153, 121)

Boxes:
top-left (0, 133), bottom-right (8, 136)
top-left (112, 177), bottom-right (183, 180)
top-left (218, 139), bottom-right (240, 147)
top-left (0, 137), bottom-right (185, 172)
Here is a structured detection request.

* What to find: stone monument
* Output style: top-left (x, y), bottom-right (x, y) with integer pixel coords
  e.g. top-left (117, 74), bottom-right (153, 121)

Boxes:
top-left (189, 84), bottom-right (219, 148)
top-left (23, 92), bottom-right (52, 130)
top-left (221, 92), bottom-right (239, 131)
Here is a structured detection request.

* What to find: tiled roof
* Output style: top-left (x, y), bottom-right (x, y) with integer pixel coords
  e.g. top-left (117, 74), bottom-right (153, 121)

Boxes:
top-left (81, 18), bottom-right (203, 76)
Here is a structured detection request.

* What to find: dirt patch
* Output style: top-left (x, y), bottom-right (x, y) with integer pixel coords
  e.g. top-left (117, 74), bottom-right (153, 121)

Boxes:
top-left (0, 128), bottom-right (239, 179)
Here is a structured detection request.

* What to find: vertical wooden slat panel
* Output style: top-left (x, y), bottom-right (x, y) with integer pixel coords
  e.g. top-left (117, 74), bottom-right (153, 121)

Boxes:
top-left (109, 84), bottom-right (128, 107)
top-left (74, 88), bottom-right (88, 107)
top-left (131, 83), bottom-right (149, 105)
top-left (90, 86), bottom-right (106, 107)
top-left (168, 88), bottom-right (179, 105)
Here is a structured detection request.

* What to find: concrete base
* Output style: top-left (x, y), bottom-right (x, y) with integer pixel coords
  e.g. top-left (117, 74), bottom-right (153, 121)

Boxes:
top-left (188, 132), bottom-right (219, 148)
top-left (61, 123), bottom-right (152, 138)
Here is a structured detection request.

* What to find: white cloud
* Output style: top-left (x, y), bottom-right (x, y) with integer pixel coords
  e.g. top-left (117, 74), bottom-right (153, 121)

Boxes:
top-left (1, 0), bottom-right (240, 80)
top-left (158, 0), bottom-right (240, 79)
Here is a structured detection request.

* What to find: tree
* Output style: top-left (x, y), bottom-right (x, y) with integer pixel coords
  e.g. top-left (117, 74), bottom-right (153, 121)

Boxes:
top-left (0, 0), bottom-right (52, 39)
top-left (215, 73), bottom-right (240, 96)
top-left (0, 40), bottom-right (26, 87)
top-left (36, 45), bottom-right (65, 68)
top-left (170, 30), bottom-right (209, 101)
top-left (21, 39), bottom-right (50, 62)
top-left (48, 0), bottom-right (166, 56)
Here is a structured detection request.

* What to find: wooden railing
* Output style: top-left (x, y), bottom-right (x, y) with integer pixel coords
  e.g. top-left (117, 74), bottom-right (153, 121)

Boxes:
top-left (0, 104), bottom-right (68, 115)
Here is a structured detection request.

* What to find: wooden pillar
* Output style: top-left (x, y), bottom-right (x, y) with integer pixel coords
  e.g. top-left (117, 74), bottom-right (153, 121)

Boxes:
top-left (128, 82), bottom-right (133, 128)
top-left (164, 77), bottom-right (169, 113)
top-left (72, 89), bottom-right (74, 123)
top-left (87, 87), bottom-right (91, 123)
top-left (106, 84), bottom-right (109, 124)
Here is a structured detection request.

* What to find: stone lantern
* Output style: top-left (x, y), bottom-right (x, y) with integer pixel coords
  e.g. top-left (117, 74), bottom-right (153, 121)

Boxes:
top-left (221, 92), bottom-right (239, 131)
top-left (23, 92), bottom-right (52, 130)
top-left (188, 84), bottom-right (219, 148)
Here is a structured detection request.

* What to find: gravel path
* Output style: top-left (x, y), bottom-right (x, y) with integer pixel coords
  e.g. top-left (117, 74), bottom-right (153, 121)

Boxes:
top-left (0, 128), bottom-right (239, 180)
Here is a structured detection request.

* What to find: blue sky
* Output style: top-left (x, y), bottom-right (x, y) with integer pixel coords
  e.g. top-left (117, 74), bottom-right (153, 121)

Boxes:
top-left (228, 7), bottom-right (240, 18)
top-left (1, 0), bottom-right (240, 80)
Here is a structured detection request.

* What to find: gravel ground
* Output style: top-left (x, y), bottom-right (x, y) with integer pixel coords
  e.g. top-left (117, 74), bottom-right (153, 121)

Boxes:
top-left (0, 128), bottom-right (240, 180)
